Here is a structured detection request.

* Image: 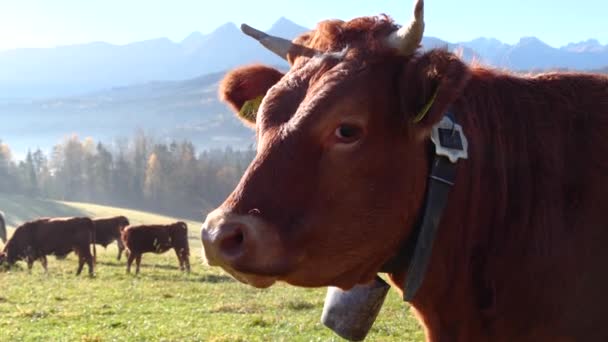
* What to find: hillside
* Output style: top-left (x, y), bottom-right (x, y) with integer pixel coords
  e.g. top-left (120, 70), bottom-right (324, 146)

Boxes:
top-left (0, 71), bottom-right (257, 158)
top-left (0, 193), bottom-right (202, 237)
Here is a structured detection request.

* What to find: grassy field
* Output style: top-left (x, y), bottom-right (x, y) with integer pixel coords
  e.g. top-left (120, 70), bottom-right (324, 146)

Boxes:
top-left (0, 194), bottom-right (424, 341)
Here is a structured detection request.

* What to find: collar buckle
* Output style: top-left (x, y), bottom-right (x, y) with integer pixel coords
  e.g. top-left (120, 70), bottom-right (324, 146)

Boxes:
top-left (430, 115), bottom-right (468, 163)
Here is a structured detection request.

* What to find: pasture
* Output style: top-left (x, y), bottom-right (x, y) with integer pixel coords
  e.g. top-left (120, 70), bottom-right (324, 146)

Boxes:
top-left (0, 194), bottom-right (424, 341)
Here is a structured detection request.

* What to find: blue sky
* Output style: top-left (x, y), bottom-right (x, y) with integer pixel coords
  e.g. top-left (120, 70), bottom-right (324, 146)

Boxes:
top-left (0, 0), bottom-right (606, 50)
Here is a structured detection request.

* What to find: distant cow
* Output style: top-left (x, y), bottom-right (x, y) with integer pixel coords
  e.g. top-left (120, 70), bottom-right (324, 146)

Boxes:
top-left (93, 216), bottom-right (130, 260)
top-left (0, 217), bottom-right (96, 275)
top-left (122, 221), bottom-right (190, 274)
top-left (0, 211), bottom-right (6, 243)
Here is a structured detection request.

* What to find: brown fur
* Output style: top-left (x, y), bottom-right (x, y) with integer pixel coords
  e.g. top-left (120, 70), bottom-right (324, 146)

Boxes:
top-left (204, 13), bottom-right (608, 342)
top-left (0, 217), bottom-right (96, 276)
top-left (290, 15), bottom-right (399, 62)
top-left (92, 216), bottom-right (130, 260)
top-left (122, 222), bottom-right (190, 274)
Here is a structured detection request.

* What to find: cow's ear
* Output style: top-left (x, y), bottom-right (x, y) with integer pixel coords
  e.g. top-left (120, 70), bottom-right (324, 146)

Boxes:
top-left (400, 51), bottom-right (471, 137)
top-left (219, 64), bottom-right (284, 128)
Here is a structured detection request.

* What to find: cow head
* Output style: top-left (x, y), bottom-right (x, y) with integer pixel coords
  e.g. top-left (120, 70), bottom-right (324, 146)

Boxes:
top-left (0, 240), bottom-right (22, 266)
top-left (118, 216), bottom-right (130, 231)
top-left (171, 221), bottom-right (187, 235)
top-left (176, 221), bottom-right (188, 231)
top-left (171, 222), bottom-right (189, 245)
top-left (201, 0), bottom-right (471, 290)
top-left (0, 250), bottom-right (14, 271)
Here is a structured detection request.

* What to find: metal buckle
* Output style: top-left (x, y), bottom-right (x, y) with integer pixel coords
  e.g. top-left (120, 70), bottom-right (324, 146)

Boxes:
top-left (430, 116), bottom-right (468, 163)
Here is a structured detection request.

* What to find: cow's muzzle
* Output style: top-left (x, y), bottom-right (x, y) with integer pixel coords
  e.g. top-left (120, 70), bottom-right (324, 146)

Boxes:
top-left (201, 209), bottom-right (296, 288)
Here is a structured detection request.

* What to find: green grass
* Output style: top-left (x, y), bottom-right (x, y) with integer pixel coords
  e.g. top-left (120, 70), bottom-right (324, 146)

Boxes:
top-left (0, 193), bottom-right (424, 341)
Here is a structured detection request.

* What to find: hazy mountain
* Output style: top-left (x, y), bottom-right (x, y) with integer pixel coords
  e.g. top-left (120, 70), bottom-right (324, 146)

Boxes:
top-left (268, 17), bottom-right (309, 38)
top-left (421, 37), bottom-right (480, 62)
top-left (172, 22), bottom-right (290, 81)
top-left (458, 36), bottom-right (608, 71)
top-left (504, 37), bottom-right (608, 70)
top-left (593, 66), bottom-right (608, 74)
top-left (0, 39), bottom-right (182, 98)
top-left (562, 39), bottom-right (607, 53)
top-left (0, 18), bottom-right (307, 99)
top-left (180, 32), bottom-right (209, 54)
top-left (459, 37), bottom-right (511, 63)
top-left (1, 16), bottom-right (606, 99)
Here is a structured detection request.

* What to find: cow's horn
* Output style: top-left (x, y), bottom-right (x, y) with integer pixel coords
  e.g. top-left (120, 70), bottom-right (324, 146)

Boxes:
top-left (241, 24), bottom-right (292, 60)
top-left (386, 0), bottom-right (425, 55)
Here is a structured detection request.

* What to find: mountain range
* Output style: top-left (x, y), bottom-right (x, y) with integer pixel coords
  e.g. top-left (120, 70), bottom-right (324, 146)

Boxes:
top-left (0, 18), bottom-right (305, 99)
top-left (0, 17), bottom-right (607, 99)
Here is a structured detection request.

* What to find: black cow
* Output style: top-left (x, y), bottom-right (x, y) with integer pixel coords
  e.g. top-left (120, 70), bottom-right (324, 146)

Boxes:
top-left (93, 216), bottom-right (130, 260)
top-left (0, 217), bottom-right (96, 275)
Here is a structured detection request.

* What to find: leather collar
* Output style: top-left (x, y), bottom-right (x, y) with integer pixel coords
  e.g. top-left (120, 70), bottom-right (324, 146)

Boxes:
top-left (379, 113), bottom-right (468, 301)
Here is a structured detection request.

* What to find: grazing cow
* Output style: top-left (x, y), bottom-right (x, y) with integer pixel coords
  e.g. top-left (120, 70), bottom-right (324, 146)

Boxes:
top-left (0, 217), bottom-right (96, 275)
top-left (122, 221), bottom-right (190, 274)
top-left (200, 0), bottom-right (608, 341)
top-left (93, 216), bottom-right (130, 260)
top-left (0, 211), bottom-right (6, 244)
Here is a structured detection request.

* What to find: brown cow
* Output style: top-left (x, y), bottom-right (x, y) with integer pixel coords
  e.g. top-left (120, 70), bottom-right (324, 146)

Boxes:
top-left (93, 216), bottom-right (130, 260)
top-left (122, 221), bottom-right (190, 274)
top-left (0, 217), bottom-right (96, 275)
top-left (200, 1), bottom-right (608, 341)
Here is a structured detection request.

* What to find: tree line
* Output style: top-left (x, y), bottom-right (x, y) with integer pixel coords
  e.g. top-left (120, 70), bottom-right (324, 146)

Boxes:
top-left (0, 132), bottom-right (254, 219)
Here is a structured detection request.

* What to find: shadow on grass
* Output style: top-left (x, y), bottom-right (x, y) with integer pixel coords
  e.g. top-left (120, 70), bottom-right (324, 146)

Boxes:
top-left (140, 263), bottom-right (180, 270)
top-left (280, 300), bottom-right (319, 311)
top-left (209, 302), bottom-right (266, 314)
top-left (96, 261), bottom-right (125, 267)
top-left (0, 263), bottom-right (24, 273)
top-left (197, 274), bottom-right (235, 283)
top-left (95, 261), bottom-right (180, 273)
top-left (124, 271), bottom-right (235, 284)
top-left (0, 194), bottom-right (87, 229)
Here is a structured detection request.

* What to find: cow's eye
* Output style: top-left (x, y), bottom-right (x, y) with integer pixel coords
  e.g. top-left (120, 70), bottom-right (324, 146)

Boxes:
top-left (334, 124), bottom-right (363, 144)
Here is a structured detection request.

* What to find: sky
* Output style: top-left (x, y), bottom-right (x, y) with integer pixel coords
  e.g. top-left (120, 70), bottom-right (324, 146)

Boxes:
top-left (0, 0), bottom-right (606, 51)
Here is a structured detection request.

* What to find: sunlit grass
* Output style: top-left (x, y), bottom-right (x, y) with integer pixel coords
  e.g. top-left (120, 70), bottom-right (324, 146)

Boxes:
top-left (0, 193), bottom-right (424, 341)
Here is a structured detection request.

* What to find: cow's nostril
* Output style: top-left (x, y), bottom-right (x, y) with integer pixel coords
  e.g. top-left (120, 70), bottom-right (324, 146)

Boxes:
top-left (201, 213), bottom-right (268, 270)
top-left (219, 226), bottom-right (245, 258)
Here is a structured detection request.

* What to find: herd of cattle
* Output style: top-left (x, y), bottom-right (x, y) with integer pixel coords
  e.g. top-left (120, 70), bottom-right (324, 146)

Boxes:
top-left (0, 212), bottom-right (190, 276)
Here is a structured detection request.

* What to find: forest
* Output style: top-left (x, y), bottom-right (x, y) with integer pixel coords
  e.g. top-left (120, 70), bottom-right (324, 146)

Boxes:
top-left (0, 132), bottom-right (254, 219)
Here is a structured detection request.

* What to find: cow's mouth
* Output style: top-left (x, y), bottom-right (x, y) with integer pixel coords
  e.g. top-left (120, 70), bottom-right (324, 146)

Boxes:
top-left (202, 251), bottom-right (282, 288)
top-left (201, 240), bottom-right (292, 288)
top-left (225, 268), bottom-right (278, 288)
